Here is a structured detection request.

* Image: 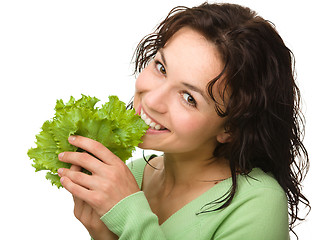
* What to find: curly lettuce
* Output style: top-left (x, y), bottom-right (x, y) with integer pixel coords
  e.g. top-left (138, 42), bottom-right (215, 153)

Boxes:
top-left (27, 95), bottom-right (148, 188)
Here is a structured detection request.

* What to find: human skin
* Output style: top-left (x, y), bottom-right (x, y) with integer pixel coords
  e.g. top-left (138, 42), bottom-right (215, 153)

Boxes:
top-left (57, 27), bottom-right (231, 237)
top-left (133, 27), bottom-right (232, 224)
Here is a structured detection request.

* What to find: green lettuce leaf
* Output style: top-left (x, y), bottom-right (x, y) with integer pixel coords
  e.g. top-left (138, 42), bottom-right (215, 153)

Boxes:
top-left (28, 95), bottom-right (148, 188)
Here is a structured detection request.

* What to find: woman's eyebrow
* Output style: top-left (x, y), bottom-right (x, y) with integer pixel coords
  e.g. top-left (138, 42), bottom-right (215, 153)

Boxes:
top-left (182, 82), bottom-right (210, 103)
top-left (182, 82), bottom-right (205, 96)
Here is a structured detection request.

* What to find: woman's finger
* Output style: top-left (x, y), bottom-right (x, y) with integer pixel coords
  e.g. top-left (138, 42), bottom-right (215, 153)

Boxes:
top-left (59, 151), bottom-right (102, 174)
top-left (73, 196), bottom-right (85, 219)
top-left (73, 197), bottom-right (93, 223)
top-left (58, 167), bottom-right (94, 190)
top-left (60, 174), bottom-right (93, 201)
top-left (70, 164), bottom-right (82, 172)
top-left (68, 135), bottom-right (121, 165)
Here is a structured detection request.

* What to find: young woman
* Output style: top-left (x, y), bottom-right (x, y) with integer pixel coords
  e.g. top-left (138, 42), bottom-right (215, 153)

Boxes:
top-left (57, 2), bottom-right (310, 239)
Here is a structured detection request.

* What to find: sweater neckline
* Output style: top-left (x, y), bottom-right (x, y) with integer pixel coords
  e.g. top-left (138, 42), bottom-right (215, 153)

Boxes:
top-left (135, 157), bottom-right (237, 227)
top-left (160, 174), bottom-right (233, 228)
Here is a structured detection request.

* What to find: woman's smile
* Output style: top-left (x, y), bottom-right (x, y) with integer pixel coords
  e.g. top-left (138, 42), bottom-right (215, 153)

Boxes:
top-left (141, 108), bottom-right (167, 131)
top-left (137, 105), bottom-right (171, 134)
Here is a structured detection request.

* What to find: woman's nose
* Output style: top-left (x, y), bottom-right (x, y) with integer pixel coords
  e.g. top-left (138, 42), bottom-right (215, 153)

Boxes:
top-left (144, 85), bottom-right (168, 114)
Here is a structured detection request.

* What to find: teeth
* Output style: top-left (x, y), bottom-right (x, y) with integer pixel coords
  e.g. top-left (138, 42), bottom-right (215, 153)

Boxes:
top-left (145, 118), bottom-right (151, 125)
top-left (141, 113), bottom-right (147, 121)
top-left (140, 109), bottom-right (165, 130)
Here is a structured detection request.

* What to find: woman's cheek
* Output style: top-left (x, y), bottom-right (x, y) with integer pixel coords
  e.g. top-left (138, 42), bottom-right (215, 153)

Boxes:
top-left (172, 112), bottom-right (199, 134)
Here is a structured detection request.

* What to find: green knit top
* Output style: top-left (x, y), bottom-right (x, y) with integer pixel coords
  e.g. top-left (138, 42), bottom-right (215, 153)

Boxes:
top-left (100, 157), bottom-right (290, 240)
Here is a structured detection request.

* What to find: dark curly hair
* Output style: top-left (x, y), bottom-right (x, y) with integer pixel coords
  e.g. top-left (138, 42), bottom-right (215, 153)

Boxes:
top-left (132, 2), bottom-right (310, 237)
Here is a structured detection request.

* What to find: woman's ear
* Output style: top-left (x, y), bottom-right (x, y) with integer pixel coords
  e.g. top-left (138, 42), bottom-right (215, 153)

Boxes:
top-left (216, 131), bottom-right (231, 143)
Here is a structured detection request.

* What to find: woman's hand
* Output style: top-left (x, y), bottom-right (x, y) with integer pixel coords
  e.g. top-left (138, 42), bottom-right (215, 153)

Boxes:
top-left (69, 164), bottom-right (118, 240)
top-left (57, 135), bottom-right (140, 223)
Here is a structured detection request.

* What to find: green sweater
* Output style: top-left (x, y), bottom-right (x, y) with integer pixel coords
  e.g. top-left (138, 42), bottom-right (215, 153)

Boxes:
top-left (100, 158), bottom-right (290, 240)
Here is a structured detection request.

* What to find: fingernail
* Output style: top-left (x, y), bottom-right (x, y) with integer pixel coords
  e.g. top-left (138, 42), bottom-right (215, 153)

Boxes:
top-left (60, 177), bottom-right (64, 184)
top-left (68, 135), bottom-right (76, 142)
top-left (58, 152), bottom-right (64, 160)
top-left (58, 168), bottom-right (63, 176)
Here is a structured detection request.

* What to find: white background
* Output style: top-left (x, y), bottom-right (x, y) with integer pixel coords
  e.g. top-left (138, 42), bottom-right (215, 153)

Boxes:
top-left (1, 0), bottom-right (311, 239)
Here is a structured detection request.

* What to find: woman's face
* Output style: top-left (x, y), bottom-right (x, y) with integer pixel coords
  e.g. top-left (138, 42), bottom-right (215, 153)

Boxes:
top-left (133, 27), bottom-right (229, 156)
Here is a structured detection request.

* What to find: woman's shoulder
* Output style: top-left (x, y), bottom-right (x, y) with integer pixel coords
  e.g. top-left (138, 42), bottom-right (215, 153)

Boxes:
top-left (230, 168), bottom-right (288, 227)
top-left (237, 168), bottom-right (286, 195)
top-left (206, 169), bottom-right (290, 239)
top-left (202, 167), bottom-right (288, 213)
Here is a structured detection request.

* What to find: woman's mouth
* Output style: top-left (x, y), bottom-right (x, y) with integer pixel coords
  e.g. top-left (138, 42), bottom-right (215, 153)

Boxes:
top-left (140, 108), bottom-right (168, 131)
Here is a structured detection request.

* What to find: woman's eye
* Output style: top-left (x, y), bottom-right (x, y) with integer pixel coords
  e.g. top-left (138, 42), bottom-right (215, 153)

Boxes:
top-left (182, 92), bottom-right (197, 107)
top-left (156, 61), bottom-right (166, 75)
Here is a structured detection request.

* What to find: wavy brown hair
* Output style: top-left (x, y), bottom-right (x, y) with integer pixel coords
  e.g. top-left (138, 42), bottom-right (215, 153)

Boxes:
top-left (132, 2), bottom-right (310, 237)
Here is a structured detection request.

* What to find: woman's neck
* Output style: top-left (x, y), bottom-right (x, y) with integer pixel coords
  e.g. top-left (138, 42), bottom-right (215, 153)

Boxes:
top-left (158, 152), bottom-right (231, 188)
